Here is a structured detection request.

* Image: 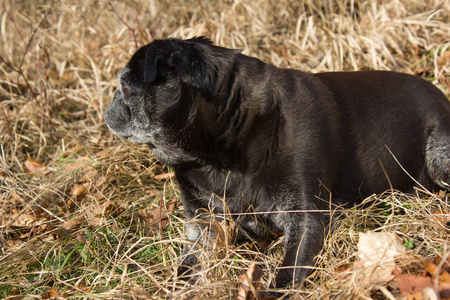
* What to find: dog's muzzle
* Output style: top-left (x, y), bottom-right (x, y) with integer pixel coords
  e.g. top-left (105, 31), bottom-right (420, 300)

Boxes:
top-left (104, 91), bottom-right (131, 135)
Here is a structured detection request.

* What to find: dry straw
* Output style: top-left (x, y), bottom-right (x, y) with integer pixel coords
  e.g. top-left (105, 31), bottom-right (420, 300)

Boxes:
top-left (0, 0), bottom-right (449, 299)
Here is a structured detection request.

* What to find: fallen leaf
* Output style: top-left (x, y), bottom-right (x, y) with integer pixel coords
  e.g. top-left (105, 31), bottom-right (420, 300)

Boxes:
top-left (80, 169), bottom-right (99, 182)
top-left (3, 213), bottom-right (34, 227)
top-left (424, 263), bottom-right (450, 283)
top-left (357, 231), bottom-right (408, 283)
top-left (434, 255), bottom-right (450, 272)
top-left (237, 262), bottom-right (264, 300)
top-left (358, 231), bottom-right (408, 265)
top-left (406, 292), bottom-right (424, 300)
top-left (393, 269), bottom-right (434, 296)
top-left (439, 51), bottom-right (450, 66)
top-left (153, 171), bottom-right (175, 181)
top-left (9, 191), bottom-right (23, 204)
top-left (431, 211), bottom-right (450, 227)
top-left (63, 156), bottom-right (91, 172)
top-left (139, 199), bottom-right (177, 228)
top-left (54, 216), bottom-right (84, 236)
top-left (60, 146), bottom-right (84, 158)
top-left (42, 191), bottom-right (60, 202)
top-left (80, 286), bottom-right (91, 293)
top-left (23, 157), bottom-right (45, 174)
top-left (122, 287), bottom-right (153, 300)
top-left (85, 202), bottom-right (112, 228)
top-left (71, 183), bottom-right (89, 201)
top-left (414, 66), bottom-right (433, 76)
top-left (43, 289), bottom-right (58, 299)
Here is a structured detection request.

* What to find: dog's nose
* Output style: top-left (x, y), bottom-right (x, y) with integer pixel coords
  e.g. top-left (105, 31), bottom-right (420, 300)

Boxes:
top-left (104, 95), bottom-right (131, 127)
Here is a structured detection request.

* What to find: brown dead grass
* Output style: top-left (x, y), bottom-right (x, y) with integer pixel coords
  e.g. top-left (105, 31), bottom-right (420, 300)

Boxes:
top-left (0, 0), bottom-right (449, 299)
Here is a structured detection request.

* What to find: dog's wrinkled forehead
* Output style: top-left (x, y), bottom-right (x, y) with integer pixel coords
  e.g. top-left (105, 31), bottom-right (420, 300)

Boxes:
top-left (116, 37), bottom-right (236, 96)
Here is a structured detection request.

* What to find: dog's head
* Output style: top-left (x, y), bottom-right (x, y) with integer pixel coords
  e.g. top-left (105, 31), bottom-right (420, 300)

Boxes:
top-left (104, 37), bottom-right (239, 165)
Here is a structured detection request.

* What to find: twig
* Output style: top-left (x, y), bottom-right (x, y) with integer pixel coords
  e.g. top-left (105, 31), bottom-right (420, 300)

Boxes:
top-left (17, 8), bottom-right (51, 132)
top-left (1, 4), bottom-right (25, 44)
top-left (151, 19), bottom-right (161, 40)
top-left (0, 55), bottom-right (38, 107)
top-left (159, 196), bottom-right (163, 239)
top-left (108, 1), bottom-right (138, 49)
top-left (0, 101), bottom-right (12, 140)
top-left (78, 232), bottom-right (107, 265)
top-left (0, 6), bottom-right (50, 129)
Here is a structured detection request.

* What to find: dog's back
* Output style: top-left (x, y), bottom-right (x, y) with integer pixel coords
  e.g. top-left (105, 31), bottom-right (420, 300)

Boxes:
top-left (314, 71), bottom-right (450, 201)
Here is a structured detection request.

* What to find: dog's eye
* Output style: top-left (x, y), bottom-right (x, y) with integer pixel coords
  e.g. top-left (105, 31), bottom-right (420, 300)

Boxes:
top-left (122, 83), bottom-right (130, 95)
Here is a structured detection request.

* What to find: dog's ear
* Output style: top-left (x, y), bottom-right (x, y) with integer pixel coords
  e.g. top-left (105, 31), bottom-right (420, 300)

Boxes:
top-left (144, 38), bottom-right (236, 95)
top-left (143, 44), bottom-right (175, 84)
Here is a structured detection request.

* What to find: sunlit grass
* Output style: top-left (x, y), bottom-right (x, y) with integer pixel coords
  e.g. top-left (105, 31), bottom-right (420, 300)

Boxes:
top-left (0, 0), bottom-right (449, 298)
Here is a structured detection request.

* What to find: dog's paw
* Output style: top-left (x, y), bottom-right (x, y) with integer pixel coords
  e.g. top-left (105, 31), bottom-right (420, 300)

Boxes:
top-left (177, 264), bottom-right (200, 283)
top-left (177, 251), bottom-right (201, 283)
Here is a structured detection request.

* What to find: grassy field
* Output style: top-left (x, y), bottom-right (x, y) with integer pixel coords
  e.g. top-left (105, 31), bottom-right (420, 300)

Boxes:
top-left (1, 0), bottom-right (449, 299)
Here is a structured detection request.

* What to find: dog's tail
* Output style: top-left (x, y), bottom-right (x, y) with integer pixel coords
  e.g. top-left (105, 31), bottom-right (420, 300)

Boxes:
top-left (425, 128), bottom-right (450, 191)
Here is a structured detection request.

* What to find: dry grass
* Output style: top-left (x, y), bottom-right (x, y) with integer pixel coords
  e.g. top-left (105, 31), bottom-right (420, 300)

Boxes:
top-left (0, 0), bottom-right (449, 299)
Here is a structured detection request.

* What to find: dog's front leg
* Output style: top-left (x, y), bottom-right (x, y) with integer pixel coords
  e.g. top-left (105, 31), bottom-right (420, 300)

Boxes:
top-left (177, 221), bottom-right (201, 281)
top-left (177, 217), bottom-right (218, 282)
top-left (275, 211), bottom-right (325, 288)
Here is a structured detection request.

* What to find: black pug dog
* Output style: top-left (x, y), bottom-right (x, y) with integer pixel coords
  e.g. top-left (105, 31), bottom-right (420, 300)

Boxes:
top-left (104, 37), bottom-right (450, 288)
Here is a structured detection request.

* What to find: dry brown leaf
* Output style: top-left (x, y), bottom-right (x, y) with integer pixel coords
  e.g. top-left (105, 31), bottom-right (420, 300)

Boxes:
top-left (60, 146), bottom-right (85, 158)
top-left (56, 199), bottom-right (76, 214)
top-left (42, 191), bottom-right (60, 202)
top-left (85, 202), bottom-right (111, 228)
top-left (424, 263), bottom-right (450, 283)
top-left (357, 231), bottom-right (408, 283)
top-left (32, 224), bottom-right (50, 236)
top-left (333, 263), bottom-right (353, 274)
top-left (80, 286), bottom-right (91, 293)
top-left (140, 199), bottom-right (177, 228)
top-left (2, 214), bottom-right (34, 227)
top-left (406, 292), bottom-right (425, 300)
top-left (1, 239), bottom-right (22, 250)
top-left (434, 255), bottom-right (450, 272)
top-left (23, 157), bottom-right (45, 174)
top-left (43, 289), bottom-right (58, 299)
top-left (153, 171), bottom-right (175, 181)
top-left (9, 191), bottom-right (23, 204)
top-left (237, 262), bottom-right (264, 300)
top-left (414, 66), bottom-right (433, 76)
top-left (18, 231), bottom-right (31, 239)
top-left (439, 51), bottom-right (450, 66)
top-left (54, 216), bottom-right (84, 236)
top-left (393, 269), bottom-right (434, 296)
top-left (71, 183), bottom-right (89, 201)
top-left (63, 156), bottom-right (91, 172)
top-left (358, 232), bottom-right (408, 266)
top-left (83, 201), bottom-right (129, 228)
top-left (80, 169), bottom-right (99, 182)
top-left (122, 287), bottom-right (153, 300)
top-left (431, 211), bottom-right (450, 226)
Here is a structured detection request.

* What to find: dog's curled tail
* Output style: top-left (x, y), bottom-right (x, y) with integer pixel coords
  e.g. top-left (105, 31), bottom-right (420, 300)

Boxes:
top-left (426, 128), bottom-right (450, 191)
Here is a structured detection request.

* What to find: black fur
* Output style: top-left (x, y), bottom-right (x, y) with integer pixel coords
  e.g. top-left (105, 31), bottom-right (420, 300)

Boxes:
top-left (104, 37), bottom-right (450, 288)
